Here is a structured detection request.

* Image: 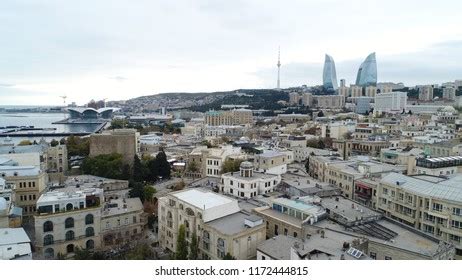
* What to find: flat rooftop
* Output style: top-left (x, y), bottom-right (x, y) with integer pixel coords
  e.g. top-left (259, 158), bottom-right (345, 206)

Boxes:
top-left (205, 211), bottom-right (263, 236)
top-left (321, 196), bottom-right (381, 222)
top-left (172, 189), bottom-right (235, 210)
top-left (102, 198), bottom-right (143, 217)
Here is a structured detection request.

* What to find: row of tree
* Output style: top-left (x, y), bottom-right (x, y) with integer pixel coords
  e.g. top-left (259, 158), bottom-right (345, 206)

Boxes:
top-left (175, 225), bottom-right (235, 260)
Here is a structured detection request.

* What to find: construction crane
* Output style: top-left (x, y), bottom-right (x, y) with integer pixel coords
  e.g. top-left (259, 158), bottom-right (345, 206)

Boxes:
top-left (59, 95), bottom-right (67, 106)
top-left (59, 95), bottom-right (67, 119)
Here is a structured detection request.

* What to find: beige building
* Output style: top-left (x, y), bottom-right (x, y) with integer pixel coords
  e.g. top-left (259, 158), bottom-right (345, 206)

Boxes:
top-left (205, 109), bottom-right (253, 126)
top-left (34, 188), bottom-right (104, 259)
top-left (350, 85), bottom-right (363, 97)
top-left (376, 173), bottom-right (462, 258)
top-left (338, 86), bottom-right (349, 98)
top-left (313, 95), bottom-right (345, 109)
top-left (254, 151), bottom-right (290, 175)
top-left (418, 85), bottom-right (434, 101)
top-left (158, 189), bottom-right (266, 259)
top-left (1, 165), bottom-right (48, 216)
top-left (89, 129), bottom-right (140, 166)
top-left (443, 86), bottom-right (456, 101)
top-left (365, 86), bottom-right (377, 97)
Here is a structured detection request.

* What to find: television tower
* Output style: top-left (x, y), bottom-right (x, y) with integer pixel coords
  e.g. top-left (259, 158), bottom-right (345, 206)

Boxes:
top-left (276, 46), bottom-right (281, 89)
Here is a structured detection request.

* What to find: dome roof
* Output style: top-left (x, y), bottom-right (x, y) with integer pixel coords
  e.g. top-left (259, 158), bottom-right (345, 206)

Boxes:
top-left (0, 197), bottom-right (7, 211)
top-left (240, 161), bottom-right (254, 169)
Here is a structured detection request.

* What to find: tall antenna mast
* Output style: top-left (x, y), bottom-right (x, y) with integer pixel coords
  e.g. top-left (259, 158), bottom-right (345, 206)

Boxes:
top-left (277, 46), bottom-right (281, 89)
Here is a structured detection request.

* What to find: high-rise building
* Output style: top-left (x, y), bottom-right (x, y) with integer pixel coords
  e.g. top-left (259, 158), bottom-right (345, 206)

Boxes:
top-left (374, 91), bottom-right (407, 113)
top-left (443, 86), bottom-right (456, 101)
top-left (350, 85), bottom-right (363, 97)
top-left (322, 54), bottom-right (338, 91)
top-left (355, 52), bottom-right (377, 87)
top-left (418, 85), bottom-right (434, 101)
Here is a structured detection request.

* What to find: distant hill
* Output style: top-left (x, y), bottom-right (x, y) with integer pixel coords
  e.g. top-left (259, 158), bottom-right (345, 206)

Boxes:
top-left (123, 89), bottom-right (289, 112)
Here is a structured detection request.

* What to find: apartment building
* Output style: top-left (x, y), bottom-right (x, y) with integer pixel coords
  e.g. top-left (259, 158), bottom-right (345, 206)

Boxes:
top-left (415, 156), bottom-right (462, 176)
top-left (1, 165), bottom-right (47, 216)
top-left (34, 178), bottom-right (145, 259)
top-left (204, 109), bottom-right (253, 126)
top-left (158, 189), bottom-right (266, 259)
top-left (377, 173), bottom-right (462, 257)
top-left (254, 151), bottom-right (290, 175)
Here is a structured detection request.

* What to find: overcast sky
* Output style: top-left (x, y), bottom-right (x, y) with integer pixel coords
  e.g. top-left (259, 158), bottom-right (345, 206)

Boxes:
top-left (1, 0), bottom-right (462, 105)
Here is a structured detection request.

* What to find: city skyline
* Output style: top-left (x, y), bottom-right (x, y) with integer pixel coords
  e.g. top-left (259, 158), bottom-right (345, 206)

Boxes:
top-left (1, 0), bottom-right (462, 105)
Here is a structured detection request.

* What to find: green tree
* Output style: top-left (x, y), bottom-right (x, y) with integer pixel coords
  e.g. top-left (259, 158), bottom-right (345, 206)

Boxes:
top-left (129, 180), bottom-right (145, 202)
top-left (18, 140), bottom-right (32, 146)
top-left (189, 231), bottom-right (199, 260)
top-left (187, 161), bottom-right (199, 173)
top-left (143, 186), bottom-right (157, 202)
top-left (50, 139), bottom-right (59, 147)
top-left (223, 253), bottom-right (236, 260)
top-left (66, 135), bottom-right (90, 157)
top-left (155, 151), bottom-right (171, 180)
top-left (81, 153), bottom-right (126, 179)
top-left (133, 155), bottom-right (146, 182)
top-left (221, 158), bottom-right (244, 173)
top-left (175, 224), bottom-right (188, 260)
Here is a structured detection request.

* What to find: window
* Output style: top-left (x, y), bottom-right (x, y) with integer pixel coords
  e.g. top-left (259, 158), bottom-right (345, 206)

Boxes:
top-left (85, 214), bottom-right (94, 225)
top-left (370, 252), bottom-right (376, 259)
top-left (133, 216), bottom-right (137, 223)
top-left (66, 203), bottom-right (73, 211)
top-left (384, 256), bottom-right (392, 260)
top-left (66, 244), bottom-right (74, 254)
top-left (86, 227), bottom-right (95, 237)
top-left (65, 230), bottom-right (75, 241)
top-left (453, 208), bottom-right (462, 216)
top-left (86, 239), bottom-right (95, 250)
top-left (432, 203), bottom-right (443, 212)
top-left (43, 221), bottom-right (53, 232)
top-left (451, 220), bottom-right (462, 229)
top-left (65, 217), bottom-right (74, 229)
top-left (274, 224), bottom-right (279, 236)
top-left (44, 248), bottom-right (54, 259)
top-left (293, 232), bottom-right (297, 238)
top-left (44, 234), bottom-right (54, 246)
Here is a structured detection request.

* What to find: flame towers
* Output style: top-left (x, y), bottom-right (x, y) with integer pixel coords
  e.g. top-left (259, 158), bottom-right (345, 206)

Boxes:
top-left (355, 52), bottom-right (377, 87)
top-left (322, 54), bottom-right (338, 91)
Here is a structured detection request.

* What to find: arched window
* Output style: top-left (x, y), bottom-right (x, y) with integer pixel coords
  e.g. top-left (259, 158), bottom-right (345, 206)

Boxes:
top-left (65, 217), bottom-right (74, 229)
top-left (86, 227), bottom-right (95, 237)
top-left (185, 208), bottom-right (195, 216)
top-left (203, 230), bottom-right (210, 240)
top-left (43, 221), bottom-right (53, 232)
top-left (44, 248), bottom-right (54, 259)
top-left (86, 239), bottom-right (95, 250)
top-left (66, 244), bottom-right (74, 253)
top-left (167, 211), bottom-right (173, 219)
top-left (43, 234), bottom-right (54, 246)
top-left (66, 203), bottom-right (73, 211)
top-left (184, 220), bottom-right (189, 229)
top-left (85, 214), bottom-right (94, 225)
top-left (65, 230), bottom-right (75, 241)
top-left (217, 238), bottom-right (225, 248)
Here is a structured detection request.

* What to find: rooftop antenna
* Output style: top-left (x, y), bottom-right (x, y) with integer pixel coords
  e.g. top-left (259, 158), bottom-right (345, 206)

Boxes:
top-left (277, 46), bottom-right (281, 90)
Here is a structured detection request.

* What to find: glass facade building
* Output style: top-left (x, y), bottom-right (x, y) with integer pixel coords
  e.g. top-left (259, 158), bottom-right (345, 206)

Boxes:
top-left (355, 52), bottom-right (377, 87)
top-left (322, 54), bottom-right (338, 91)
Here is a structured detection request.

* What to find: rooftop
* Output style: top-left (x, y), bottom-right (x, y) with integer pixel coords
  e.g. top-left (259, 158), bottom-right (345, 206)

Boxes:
top-left (102, 198), bottom-right (143, 217)
top-left (205, 211), bottom-right (263, 235)
top-left (0, 165), bottom-right (41, 176)
top-left (381, 173), bottom-right (462, 203)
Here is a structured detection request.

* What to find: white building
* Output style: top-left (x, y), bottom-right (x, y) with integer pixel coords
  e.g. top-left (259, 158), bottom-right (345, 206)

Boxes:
top-left (0, 228), bottom-right (32, 260)
top-left (221, 161), bottom-right (281, 199)
top-left (374, 91), bottom-right (407, 113)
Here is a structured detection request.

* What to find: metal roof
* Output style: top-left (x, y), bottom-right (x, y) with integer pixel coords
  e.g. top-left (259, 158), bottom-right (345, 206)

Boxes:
top-left (381, 173), bottom-right (462, 203)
